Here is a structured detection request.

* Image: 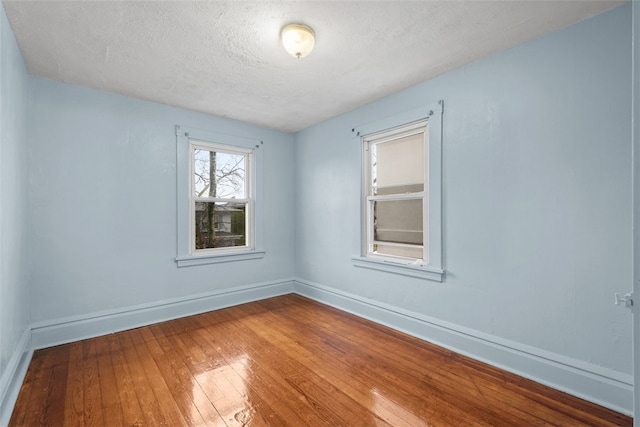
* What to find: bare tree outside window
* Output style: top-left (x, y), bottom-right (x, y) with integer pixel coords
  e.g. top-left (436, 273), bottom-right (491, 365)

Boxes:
top-left (193, 147), bottom-right (247, 250)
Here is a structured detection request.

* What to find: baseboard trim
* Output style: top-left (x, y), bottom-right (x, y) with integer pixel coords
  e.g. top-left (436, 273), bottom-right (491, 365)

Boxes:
top-left (0, 327), bottom-right (33, 426)
top-left (31, 279), bottom-right (295, 350)
top-left (293, 278), bottom-right (633, 416)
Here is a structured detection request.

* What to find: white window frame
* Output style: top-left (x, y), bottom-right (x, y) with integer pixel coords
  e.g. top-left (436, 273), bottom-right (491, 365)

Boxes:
top-left (189, 140), bottom-right (253, 255)
top-left (175, 126), bottom-right (265, 267)
top-left (363, 120), bottom-right (428, 263)
top-left (352, 101), bottom-right (445, 282)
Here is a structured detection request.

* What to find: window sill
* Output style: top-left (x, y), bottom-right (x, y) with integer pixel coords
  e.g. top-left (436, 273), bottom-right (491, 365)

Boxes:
top-left (176, 250), bottom-right (266, 267)
top-left (351, 256), bottom-right (444, 282)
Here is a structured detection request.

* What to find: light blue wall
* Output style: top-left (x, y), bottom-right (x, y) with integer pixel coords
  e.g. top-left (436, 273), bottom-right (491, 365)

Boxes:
top-left (27, 78), bottom-right (295, 323)
top-left (295, 4), bottom-right (632, 376)
top-left (0, 0), bottom-right (30, 400)
top-left (5, 0), bottom-right (635, 414)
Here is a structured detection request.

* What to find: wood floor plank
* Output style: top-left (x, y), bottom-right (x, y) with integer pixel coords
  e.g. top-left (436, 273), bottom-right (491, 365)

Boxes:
top-left (118, 331), bottom-right (169, 426)
top-left (12, 346), bottom-right (70, 426)
top-left (95, 335), bottom-right (125, 426)
top-left (277, 295), bottom-right (610, 426)
top-left (9, 346), bottom-right (47, 425)
top-left (147, 323), bottom-right (227, 426)
top-left (127, 328), bottom-right (190, 426)
top-left (230, 307), bottom-right (406, 425)
top-left (82, 338), bottom-right (105, 426)
top-left (40, 346), bottom-right (71, 426)
top-left (63, 341), bottom-right (84, 427)
top-left (9, 294), bottom-right (633, 427)
top-left (233, 309), bottom-right (461, 427)
top-left (157, 319), bottom-right (239, 424)
top-left (191, 311), bottom-right (331, 427)
top-left (241, 301), bottom-right (475, 426)
top-left (107, 331), bottom-right (146, 426)
top-left (40, 346), bottom-right (70, 426)
top-left (189, 313), bottom-right (327, 427)
top-left (286, 302), bottom-right (538, 424)
top-left (138, 326), bottom-right (211, 426)
top-left (256, 298), bottom-right (502, 423)
top-left (197, 307), bottom-right (353, 426)
top-left (166, 315), bottom-right (283, 427)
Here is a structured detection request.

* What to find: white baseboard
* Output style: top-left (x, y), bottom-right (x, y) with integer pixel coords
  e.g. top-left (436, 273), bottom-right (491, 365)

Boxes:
top-left (31, 279), bottom-right (295, 350)
top-left (293, 278), bottom-right (633, 416)
top-left (0, 328), bottom-right (33, 427)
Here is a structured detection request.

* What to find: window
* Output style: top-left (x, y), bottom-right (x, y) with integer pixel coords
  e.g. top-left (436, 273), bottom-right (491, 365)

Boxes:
top-left (364, 121), bottom-right (427, 262)
top-left (352, 101), bottom-right (444, 281)
top-left (175, 126), bottom-right (265, 267)
top-left (191, 142), bottom-right (251, 252)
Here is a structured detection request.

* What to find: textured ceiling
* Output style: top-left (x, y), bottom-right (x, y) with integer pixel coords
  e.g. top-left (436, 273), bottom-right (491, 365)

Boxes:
top-left (3, 0), bottom-right (625, 132)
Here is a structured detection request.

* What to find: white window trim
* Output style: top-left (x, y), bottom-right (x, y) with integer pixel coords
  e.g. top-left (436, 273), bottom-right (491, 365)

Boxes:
top-left (189, 140), bottom-right (254, 255)
top-left (363, 120), bottom-right (428, 263)
top-left (175, 126), bottom-right (265, 267)
top-left (351, 100), bottom-right (445, 282)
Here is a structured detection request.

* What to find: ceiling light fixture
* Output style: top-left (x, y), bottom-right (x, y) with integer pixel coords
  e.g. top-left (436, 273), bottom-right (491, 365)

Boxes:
top-left (281, 24), bottom-right (315, 59)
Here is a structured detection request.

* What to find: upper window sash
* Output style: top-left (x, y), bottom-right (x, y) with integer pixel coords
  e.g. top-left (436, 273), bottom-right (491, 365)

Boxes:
top-left (189, 142), bottom-right (252, 201)
top-left (190, 140), bottom-right (252, 200)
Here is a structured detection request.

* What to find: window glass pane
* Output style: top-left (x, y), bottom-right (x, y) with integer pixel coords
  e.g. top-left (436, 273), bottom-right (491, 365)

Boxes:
top-left (194, 149), bottom-right (246, 198)
top-left (195, 202), bottom-right (246, 249)
top-left (372, 132), bottom-right (424, 195)
top-left (374, 199), bottom-right (423, 245)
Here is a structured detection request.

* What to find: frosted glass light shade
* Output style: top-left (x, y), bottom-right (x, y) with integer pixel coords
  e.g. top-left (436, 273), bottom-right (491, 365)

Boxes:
top-left (281, 24), bottom-right (315, 58)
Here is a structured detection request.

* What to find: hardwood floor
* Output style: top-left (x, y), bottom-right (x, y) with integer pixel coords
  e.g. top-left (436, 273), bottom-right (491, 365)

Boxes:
top-left (9, 294), bottom-right (632, 426)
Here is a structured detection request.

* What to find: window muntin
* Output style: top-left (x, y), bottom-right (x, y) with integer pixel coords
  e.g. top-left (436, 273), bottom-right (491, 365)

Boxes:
top-left (364, 121), bottom-right (428, 264)
top-left (190, 141), bottom-right (253, 254)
